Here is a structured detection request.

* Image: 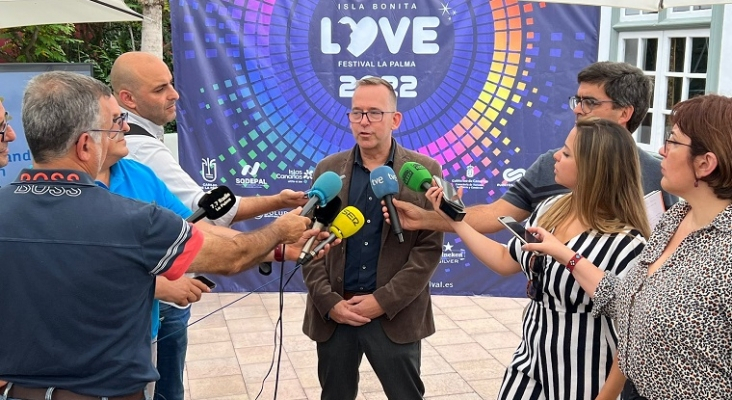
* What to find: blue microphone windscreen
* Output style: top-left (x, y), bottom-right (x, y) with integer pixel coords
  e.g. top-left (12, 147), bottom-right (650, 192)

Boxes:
top-left (309, 171), bottom-right (343, 206)
top-left (370, 166), bottom-right (399, 198)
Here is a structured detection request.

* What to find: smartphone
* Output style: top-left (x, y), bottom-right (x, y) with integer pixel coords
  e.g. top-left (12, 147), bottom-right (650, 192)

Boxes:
top-left (432, 176), bottom-right (466, 221)
top-left (193, 275), bottom-right (217, 289)
top-left (497, 216), bottom-right (540, 245)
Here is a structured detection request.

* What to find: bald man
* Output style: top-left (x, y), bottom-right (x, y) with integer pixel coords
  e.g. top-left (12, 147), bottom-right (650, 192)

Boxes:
top-left (110, 52), bottom-right (308, 400)
top-left (0, 100), bottom-right (17, 169)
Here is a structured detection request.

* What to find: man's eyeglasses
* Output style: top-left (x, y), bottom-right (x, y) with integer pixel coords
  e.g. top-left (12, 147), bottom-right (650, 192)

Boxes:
top-left (568, 96), bottom-right (617, 114)
top-left (526, 254), bottom-right (545, 302)
top-left (0, 112), bottom-right (9, 142)
top-left (89, 112), bottom-right (128, 140)
top-left (347, 110), bottom-right (395, 123)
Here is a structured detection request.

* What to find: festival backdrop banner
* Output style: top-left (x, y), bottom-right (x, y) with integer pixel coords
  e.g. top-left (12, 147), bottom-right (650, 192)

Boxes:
top-left (170, 0), bottom-right (599, 296)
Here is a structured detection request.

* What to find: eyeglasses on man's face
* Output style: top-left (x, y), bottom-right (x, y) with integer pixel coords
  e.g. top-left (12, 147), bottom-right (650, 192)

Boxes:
top-left (347, 110), bottom-right (395, 123)
top-left (0, 111), bottom-right (9, 142)
top-left (526, 254), bottom-right (544, 302)
top-left (89, 112), bottom-right (128, 140)
top-left (568, 96), bottom-right (618, 114)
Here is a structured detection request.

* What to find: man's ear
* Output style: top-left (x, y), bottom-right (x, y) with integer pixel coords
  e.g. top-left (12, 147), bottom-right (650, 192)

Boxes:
top-left (117, 89), bottom-right (136, 110)
top-left (75, 133), bottom-right (94, 162)
top-left (618, 105), bottom-right (635, 130)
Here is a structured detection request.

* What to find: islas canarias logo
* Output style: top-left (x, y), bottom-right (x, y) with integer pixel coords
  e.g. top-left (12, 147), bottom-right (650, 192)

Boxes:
top-left (310, 0), bottom-right (455, 109)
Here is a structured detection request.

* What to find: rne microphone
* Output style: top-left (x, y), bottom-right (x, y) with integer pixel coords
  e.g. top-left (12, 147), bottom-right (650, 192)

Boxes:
top-left (370, 165), bottom-right (404, 243)
top-left (296, 196), bottom-right (342, 265)
top-left (298, 206), bottom-right (365, 265)
top-left (186, 186), bottom-right (236, 223)
top-left (399, 161), bottom-right (432, 192)
top-left (301, 171), bottom-right (343, 217)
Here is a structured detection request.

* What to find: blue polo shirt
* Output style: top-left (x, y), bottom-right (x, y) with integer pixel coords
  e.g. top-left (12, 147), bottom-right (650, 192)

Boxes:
top-left (0, 168), bottom-right (203, 396)
top-left (98, 158), bottom-right (193, 338)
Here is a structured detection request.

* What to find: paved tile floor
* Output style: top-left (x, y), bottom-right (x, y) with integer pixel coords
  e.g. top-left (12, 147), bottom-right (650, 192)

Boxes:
top-left (183, 292), bottom-right (528, 400)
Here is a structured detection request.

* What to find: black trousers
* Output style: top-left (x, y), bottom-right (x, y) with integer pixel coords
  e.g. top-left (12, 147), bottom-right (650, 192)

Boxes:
top-left (316, 318), bottom-right (424, 400)
top-left (621, 380), bottom-right (649, 400)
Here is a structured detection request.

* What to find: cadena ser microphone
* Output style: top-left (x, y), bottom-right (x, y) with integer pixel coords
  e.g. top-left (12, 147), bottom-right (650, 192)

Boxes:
top-left (370, 165), bottom-right (404, 243)
top-left (298, 206), bottom-right (365, 265)
top-left (186, 186), bottom-right (236, 223)
top-left (399, 161), bottom-right (433, 192)
top-left (301, 171), bottom-right (343, 217)
top-left (297, 196), bottom-right (342, 265)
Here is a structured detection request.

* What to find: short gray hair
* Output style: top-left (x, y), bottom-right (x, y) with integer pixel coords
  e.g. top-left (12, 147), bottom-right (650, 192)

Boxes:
top-left (22, 71), bottom-right (111, 163)
top-left (355, 77), bottom-right (398, 110)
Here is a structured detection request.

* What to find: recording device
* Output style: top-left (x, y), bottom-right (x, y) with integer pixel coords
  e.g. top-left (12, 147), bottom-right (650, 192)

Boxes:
top-left (370, 165), bottom-right (404, 243)
top-left (432, 176), bottom-right (466, 222)
top-left (193, 275), bottom-right (217, 289)
top-left (296, 196), bottom-right (342, 265)
top-left (301, 171), bottom-right (343, 217)
top-left (186, 186), bottom-right (236, 223)
top-left (497, 216), bottom-right (540, 245)
top-left (399, 161), bottom-right (432, 192)
top-left (298, 206), bottom-right (365, 265)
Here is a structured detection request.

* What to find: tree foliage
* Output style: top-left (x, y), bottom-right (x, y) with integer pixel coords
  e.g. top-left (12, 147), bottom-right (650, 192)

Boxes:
top-left (0, 0), bottom-right (176, 130)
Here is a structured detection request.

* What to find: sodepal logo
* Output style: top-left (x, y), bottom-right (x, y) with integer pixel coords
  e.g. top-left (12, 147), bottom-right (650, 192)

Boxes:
top-left (201, 158), bottom-right (217, 183)
top-left (241, 162), bottom-right (262, 177)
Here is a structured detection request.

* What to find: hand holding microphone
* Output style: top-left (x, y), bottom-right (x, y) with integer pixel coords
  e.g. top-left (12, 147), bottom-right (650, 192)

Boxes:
top-left (301, 171), bottom-right (343, 217)
top-left (370, 165), bottom-right (404, 243)
top-left (298, 206), bottom-right (365, 265)
top-left (297, 196), bottom-right (342, 264)
top-left (399, 161), bottom-right (465, 221)
top-left (186, 186), bottom-right (236, 223)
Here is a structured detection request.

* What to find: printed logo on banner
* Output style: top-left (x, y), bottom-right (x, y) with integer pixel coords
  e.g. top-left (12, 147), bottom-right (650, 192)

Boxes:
top-left (497, 168), bottom-right (526, 187)
top-left (274, 169), bottom-right (314, 184)
top-left (441, 241), bottom-right (466, 264)
top-left (312, 0), bottom-right (453, 109)
top-left (201, 158), bottom-right (217, 183)
top-left (452, 164), bottom-right (486, 191)
top-left (236, 162), bottom-right (269, 189)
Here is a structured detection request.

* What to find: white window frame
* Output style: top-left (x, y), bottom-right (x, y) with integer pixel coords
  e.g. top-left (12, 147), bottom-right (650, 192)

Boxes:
top-left (618, 28), bottom-right (709, 153)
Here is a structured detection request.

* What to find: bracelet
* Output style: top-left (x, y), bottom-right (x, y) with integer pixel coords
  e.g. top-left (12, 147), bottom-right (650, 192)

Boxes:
top-left (566, 253), bottom-right (582, 273)
top-left (274, 244), bottom-right (286, 262)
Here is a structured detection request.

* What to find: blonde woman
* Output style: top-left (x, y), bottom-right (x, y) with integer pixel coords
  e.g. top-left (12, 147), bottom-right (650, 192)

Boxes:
top-left (427, 118), bottom-right (650, 400)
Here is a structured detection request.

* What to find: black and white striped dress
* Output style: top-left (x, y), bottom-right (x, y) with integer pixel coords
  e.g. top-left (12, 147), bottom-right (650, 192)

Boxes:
top-left (498, 195), bottom-right (646, 400)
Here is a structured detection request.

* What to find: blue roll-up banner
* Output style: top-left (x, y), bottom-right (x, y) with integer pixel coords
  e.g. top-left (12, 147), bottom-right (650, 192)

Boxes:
top-left (170, 0), bottom-right (599, 296)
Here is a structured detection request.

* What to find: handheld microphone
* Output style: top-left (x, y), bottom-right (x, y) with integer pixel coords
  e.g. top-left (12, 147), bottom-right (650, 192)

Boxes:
top-left (186, 186), bottom-right (236, 223)
top-left (301, 171), bottom-right (343, 217)
top-left (370, 165), bottom-right (404, 243)
top-left (297, 196), bottom-right (342, 265)
top-left (299, 206), bottom-right (365, 265)
top-left (399, 161), bottom-right (432, 192)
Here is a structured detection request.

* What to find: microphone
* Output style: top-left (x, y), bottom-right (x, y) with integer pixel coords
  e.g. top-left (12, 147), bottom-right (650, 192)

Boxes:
top-left (297, 196), bottom-right (342, 265)
top-left (370, 165), bottom-right (404, 243)
top-left (399, 161), bottom-right (432, 192)
top-left (300, 171), bottom-right (343, 217)
top-left (400, 161), bottom-right (465, 221)
top-left (298, 206), bottom-right (365, 265)
top-left (186, 186), bottom-right (236, 223)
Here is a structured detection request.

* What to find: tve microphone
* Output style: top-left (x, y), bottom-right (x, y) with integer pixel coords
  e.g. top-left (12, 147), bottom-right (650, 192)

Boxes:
top-left (297, 196), bottom-right (342, 265)
top-left (399, 161), bottom-right (433, 192)
top-left (186, 186), bottom-right (236, 223)
top-left (298, 206), bottom-right (365, 265)
top-left (370, 165), bottom-right (404, 243)
top-left (301, 171), bottom-right (343, 217)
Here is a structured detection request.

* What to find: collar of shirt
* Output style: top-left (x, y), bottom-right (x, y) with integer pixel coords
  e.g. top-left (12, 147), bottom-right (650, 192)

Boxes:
top-left (122, 107), bottom-right (165, 141)
top-left (12, 168), bottom-right (96, 186)
top-left (353, 138), bottom-right (396, 169)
